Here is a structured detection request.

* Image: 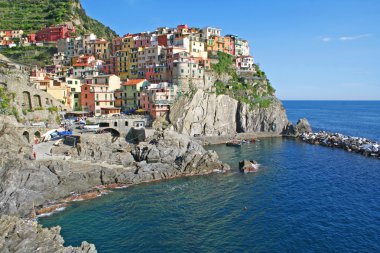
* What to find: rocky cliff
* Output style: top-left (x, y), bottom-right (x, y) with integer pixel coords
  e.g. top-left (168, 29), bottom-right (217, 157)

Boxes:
top-left (170, 89), bottom-right (289, 137)
top-left (0, 216), bottom-right (96, 253)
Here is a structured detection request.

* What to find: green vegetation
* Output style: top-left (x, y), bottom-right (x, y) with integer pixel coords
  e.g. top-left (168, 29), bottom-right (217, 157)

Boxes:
top-left (211, 51), bottom-right (235, 76)
top-left (0, 0), bottom-right (117, 40)
top-left (0, 46), bottom-right (57, 67)
top-left (0, 86), bottom-right (21, 121)
top-left (48, 106), bottom-right (58, 113)
top-left (212, 52), bottom-right (276, 110)
top-left (0, 86), bottom-right (11, 114)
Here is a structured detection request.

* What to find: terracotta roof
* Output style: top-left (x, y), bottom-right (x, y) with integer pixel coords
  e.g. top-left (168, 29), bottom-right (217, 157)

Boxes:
top-left (123, 79), bottom-right (146, 86)
top-left (73, 63), bottom-right (90, 67)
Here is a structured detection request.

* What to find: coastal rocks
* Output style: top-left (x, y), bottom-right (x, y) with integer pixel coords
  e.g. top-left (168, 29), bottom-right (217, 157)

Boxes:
top-left (170, 89), bottom-right (290, 137)
top-left (282, 118), bottom-right (312, 136)
top-left (294, 118), bottom-right (312, 135)
top-left (0, 215), bottom-right (97, 253)
top-left (300, 131), bottom-right (380, 158)
top-left (0, 126), bottom-right (229, 218)
top-left (237, 97), bottom-right (289, 134)
top-left (239, 160), bottom-right (259, 173)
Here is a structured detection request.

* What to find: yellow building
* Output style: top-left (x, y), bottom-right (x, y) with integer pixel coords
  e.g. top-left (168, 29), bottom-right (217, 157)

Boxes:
top-left (116, 35), bottom-right (135, 80)
top-left (46, 81), bottom-right (69, 106)
top-left (95, 39), bottom-right (110, 61)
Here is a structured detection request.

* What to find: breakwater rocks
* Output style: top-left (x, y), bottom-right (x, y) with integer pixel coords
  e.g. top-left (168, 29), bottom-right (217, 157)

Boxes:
top-left (0, 215), bottom-right (96, 253)
top-left (299, 131), bottom-right (380, 159)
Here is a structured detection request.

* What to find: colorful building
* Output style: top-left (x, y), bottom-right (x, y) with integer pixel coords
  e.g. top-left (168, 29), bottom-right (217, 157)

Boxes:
top-left (140, 82), bottom-right (178, 119)
top-left (36, 24), bottom-right (75, 42)
top-left (80, 75), bottom-right (121, 115)
top-left (115, 79), bottom-right (149, 110)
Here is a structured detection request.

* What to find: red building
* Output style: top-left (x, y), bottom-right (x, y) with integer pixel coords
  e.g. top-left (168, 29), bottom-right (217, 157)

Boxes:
top-left (28, 34), bottom-right (36, 43)
top-left (36, 25), bottom-right (75, 42)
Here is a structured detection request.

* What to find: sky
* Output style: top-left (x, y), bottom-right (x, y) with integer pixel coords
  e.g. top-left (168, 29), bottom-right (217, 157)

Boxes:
top-left (81, 0), bottom-right (380, 100)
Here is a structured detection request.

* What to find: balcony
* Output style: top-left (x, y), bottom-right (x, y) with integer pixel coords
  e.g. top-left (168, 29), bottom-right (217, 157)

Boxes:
top-left (153, 99), bottom-right (174, 105)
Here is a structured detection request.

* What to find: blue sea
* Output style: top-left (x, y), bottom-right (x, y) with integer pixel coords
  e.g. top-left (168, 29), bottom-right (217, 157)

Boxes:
top-left (40, 101), bottom-right (380, 253)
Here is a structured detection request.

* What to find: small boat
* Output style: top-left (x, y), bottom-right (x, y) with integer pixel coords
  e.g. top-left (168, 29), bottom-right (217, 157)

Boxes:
top-left (226, 141), bottom-right (242, 147)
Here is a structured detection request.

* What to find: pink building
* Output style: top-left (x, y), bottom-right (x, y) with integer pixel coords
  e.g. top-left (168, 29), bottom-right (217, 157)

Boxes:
top-left (133, 34), bottom-right (151, 48)
top-left (81, 75), bottom-right (121, 115)
top-left (140, 83), bottom-right (178, 119)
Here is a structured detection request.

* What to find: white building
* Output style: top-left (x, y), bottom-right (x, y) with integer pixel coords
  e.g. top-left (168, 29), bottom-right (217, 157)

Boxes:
top-left (202, 27), bottom-right (221, 39)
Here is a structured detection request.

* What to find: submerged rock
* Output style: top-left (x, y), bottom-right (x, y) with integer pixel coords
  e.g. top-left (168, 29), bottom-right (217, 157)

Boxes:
top-left (239, 160), bottom-right (259, 173)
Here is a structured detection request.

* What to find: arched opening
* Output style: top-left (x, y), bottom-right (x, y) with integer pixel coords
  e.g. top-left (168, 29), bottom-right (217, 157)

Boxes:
top-left (102, 128), bottom-right (120, 137)
top-left (33, 94), bottom-right (42, 107)
top-left (22, 131), bottom-right (30, 143)
top-left (99, 122), bottom-right (110, 127)
top-left (22, 91), bottom-right (32, 110)
top-left (34, 131), bottom-right (41, 139)
top-left (0, 82), bottom-right (7, 89)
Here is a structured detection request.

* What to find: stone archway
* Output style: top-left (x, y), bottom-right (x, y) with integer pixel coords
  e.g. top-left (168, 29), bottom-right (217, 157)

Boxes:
top-left (34, 131), bottom-right (41, 139)
top-left (103, 127), bottom-right (120, 137)
top-left (22, 91), bottom-right (32, 110)
top-left (22, 131), bottom-right (30, 143)
top-left (33, 95), bottom-right (42, 107)
top-left (0, 82), bottom-right (7, 89)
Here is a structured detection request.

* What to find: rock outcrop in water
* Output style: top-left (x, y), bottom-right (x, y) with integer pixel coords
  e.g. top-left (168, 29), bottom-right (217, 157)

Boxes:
top-left (300, 131), bottom-right (380, 158)
top-left (0, 215), bottom-right (96, 253)
top-left (283, 118), bottom-right (312, 136)
top-left (169, 89), bottom-right (289, 137)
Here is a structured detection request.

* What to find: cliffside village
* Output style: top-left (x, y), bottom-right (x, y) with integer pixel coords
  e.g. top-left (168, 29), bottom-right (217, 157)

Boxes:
top-left (1, 24), bottom-right (255, 119)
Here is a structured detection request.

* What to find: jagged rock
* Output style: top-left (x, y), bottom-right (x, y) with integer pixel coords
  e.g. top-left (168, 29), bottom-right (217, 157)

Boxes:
top-left (0, 215), bottom-right (97, 253)
top-left (295, 118), bottom-right (312, 135)
top-left (237, 97), bottom-right (289, 134)
top-left (239, 160), bottom-right (259, 173)
top-left (170, 89), bottom-right (289, 136)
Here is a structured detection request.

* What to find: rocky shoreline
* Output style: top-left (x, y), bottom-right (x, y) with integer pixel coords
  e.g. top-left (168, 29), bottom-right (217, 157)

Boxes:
top-left (0, 116), bottom-right (230, 252)
top-left (299, 131), bottom-right (380, 159)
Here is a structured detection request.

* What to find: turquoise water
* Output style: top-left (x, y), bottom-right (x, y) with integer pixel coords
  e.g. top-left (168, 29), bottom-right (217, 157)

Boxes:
top-left (40, 101), bottom-right (380, 252)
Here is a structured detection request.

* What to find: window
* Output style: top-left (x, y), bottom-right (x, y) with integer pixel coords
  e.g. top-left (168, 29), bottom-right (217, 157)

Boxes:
top-left (85, 94), bottom-right (87, 98)
top-left (96, 102), bottom-right (99, 106)
top-left (71, 88), bottom-right (75, 91)
top-left (125, 121), bottom-right (128, 126)
top-left (114, 122), bottom-right (117, 127)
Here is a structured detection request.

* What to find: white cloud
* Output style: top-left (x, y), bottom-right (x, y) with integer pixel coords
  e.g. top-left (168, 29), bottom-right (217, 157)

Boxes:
top-left (320, 34), bottom-right (371, 42)
top-left (321, 37), bottom-right (332, 42)
top-left (339, 34), bottom-right (371, 41)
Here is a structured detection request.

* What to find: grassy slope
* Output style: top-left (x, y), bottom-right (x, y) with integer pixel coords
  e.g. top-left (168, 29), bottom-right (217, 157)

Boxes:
top-left (0, 0), bottom-right (117, 40)
top-left (0, 46), bottom-right (57, 67)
